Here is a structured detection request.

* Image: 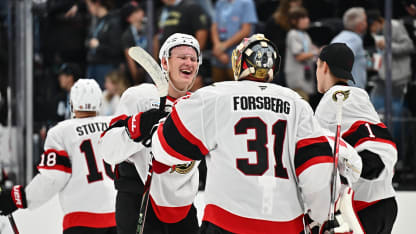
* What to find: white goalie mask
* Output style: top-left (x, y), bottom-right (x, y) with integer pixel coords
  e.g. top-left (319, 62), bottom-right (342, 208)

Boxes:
top-left (70, 79), bottom-right (102, 112)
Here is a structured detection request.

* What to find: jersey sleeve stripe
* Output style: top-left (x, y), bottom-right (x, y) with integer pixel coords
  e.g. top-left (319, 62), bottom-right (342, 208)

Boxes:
top-left (295, 156), bottom-right (333, 176)
top-left (159, 113), bottom-right (207, 161)
top-left (157, 122), bottom-right (197, 161)
top-left (150, 195), bottom-right (192, 223)
top-left (37, 149), bottom-right (72, 173)
top-left (295, 136), bottom-right (328, 153)
top-left (171, 106), bottom-right (209, 155)
top-left (295, 137), bottom-right (333, 174)
top-left (342, 121), bottom-right (396, 148)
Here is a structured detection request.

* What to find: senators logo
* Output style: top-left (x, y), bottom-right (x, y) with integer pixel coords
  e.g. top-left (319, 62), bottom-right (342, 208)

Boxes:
top-left (332, 90), bottom-right (350, 102)
top-left (170, 161), bottom-right (195, 174)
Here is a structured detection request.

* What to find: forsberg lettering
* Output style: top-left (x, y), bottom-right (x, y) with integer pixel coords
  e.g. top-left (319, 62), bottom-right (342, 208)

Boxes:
top-left (233, 96), bottom-right (290, 114)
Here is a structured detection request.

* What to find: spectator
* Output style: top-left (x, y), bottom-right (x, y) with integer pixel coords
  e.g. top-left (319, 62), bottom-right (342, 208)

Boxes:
top-left (331, 7), bottom-right (368, 89)
top-left (85, 0), bottom-right (123, 88)
top-left (366, 9), bottom-right (414, 167)
top-left (210, 0), bottom-right (257, 82)
top-left (100, 69), bottom-right (129, 116)
top-left (264, 0), bottom-right (303, 86)
top-left (56, 63), bottom-right (81, 120)
top-left (121, 1), bottom-right (148, 85)
top-left (284, 7), bottom-right (318, 101)
top-left (154, 0), bottom-right (210, 91)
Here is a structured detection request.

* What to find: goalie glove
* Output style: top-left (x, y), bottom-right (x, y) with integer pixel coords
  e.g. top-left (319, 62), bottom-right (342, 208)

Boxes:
top-left (308, 187), bottom-right (364, 234)
top-left (0, 185), bottom-right (27, 215)
top-left (338, 141), bottom-right (362, 184)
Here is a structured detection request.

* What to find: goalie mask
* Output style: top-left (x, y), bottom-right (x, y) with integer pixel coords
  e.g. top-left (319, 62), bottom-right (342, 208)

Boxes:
top-left (158, 33), bottom-right (202, 92)
top-left (231, 34), bottom-right (280, 82)
top-left (70, 79), bottom-right (102, 112)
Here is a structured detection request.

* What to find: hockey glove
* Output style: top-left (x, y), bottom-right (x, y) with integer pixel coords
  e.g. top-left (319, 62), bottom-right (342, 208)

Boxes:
top-left (338, 140), bottom-right (362, 184)
top-left (0, 185), bottom-right (27, 215)
top-left (314, 187), bottom-right (364, 234)
top-left (126, 109), bottom-right (168, 143)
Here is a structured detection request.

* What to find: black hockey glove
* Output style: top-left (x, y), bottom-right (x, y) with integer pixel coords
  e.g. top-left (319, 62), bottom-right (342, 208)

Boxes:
top-left (0, 185), bottom-right (27, 215)
top-left (126, 109), bottom-right (168, 143)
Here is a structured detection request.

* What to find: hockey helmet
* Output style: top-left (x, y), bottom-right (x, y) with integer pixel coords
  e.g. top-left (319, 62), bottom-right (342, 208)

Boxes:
top-left (231, 34), bottom-right (280, 82)
top-left (159, 33), bottom-right (202, 69)
top-left (70, 79), bottom-right (102, 112)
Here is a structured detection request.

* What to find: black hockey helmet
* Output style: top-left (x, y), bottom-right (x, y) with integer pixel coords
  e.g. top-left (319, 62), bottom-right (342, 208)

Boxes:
top-left (231, 34), bottom-right (280, 82)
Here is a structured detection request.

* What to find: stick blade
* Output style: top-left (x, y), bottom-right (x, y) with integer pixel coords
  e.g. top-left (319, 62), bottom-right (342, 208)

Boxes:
top-left (128, 46), bottom-right (168, 97)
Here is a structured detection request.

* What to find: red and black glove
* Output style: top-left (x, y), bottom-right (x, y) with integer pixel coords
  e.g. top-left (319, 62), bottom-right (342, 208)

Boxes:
top-left (126, 109), bottom-right (168, 143)
top-left (0, 185), bottom-right (27, 215)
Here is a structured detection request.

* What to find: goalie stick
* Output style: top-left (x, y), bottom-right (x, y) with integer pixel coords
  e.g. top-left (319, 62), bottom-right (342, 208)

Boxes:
top-left (328, 90), bottom-right (348, 233)
top-left (0, 187), bottom-right (19, 234)
top-left (128, 46), bottom-right (168, 234)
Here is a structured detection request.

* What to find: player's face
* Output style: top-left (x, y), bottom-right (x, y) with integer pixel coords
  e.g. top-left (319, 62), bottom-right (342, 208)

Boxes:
top-left (167, 46), bottom-right (199, 90)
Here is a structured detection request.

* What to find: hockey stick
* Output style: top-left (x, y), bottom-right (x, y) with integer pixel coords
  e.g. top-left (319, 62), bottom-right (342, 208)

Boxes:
top-left (0, 187), bottom-right (19, 234)
top-left (128, 46), bottom-right (168, 234)
top-left (328, 90), bottom-right (348, 233)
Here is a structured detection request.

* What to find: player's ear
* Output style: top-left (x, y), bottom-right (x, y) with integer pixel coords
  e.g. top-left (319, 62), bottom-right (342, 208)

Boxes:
top-left (323, 61), bottom-right (330, 74)
top-left (161, 57), bottom-right (168, 71)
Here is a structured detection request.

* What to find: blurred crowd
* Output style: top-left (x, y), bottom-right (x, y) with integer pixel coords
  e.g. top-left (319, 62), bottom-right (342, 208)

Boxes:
top-left (1, 0), bottom-right (416, 187)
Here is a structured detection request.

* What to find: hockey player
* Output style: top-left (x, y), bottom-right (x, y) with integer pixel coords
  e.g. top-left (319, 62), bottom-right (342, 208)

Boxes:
top-left (151, 34), bottom-right (362, 233)
top-left (98, 33), bottom-right (200, 234)
top-left (315, 42), bottom-right (398, 233)
top-left (0, 79), bottom-right (117, 234)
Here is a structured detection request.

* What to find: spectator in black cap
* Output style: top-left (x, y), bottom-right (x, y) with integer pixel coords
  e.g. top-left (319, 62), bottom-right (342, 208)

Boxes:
top-left (57, 63), bottom-right (81, 120)
top-left (314, 43), bottom-right (398, 234)
top-left (121, 1), bottom-right (147, 85)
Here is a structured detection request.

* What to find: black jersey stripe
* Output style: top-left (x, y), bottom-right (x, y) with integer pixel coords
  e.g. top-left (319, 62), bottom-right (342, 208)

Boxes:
top-left (161, 114), bottom-right (206, 161)
top-left (37, 149), bottom-right (72, 173)
top-left (342, 121), bottom-right (395, 148)
top-left (295, 136), bottom-right (333, 176)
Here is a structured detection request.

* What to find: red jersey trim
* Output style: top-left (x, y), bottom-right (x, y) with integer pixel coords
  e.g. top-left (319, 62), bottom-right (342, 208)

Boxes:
top-left (157, 123), bottom-right (194, 161)
top-left (353, 200), bottom-right (380, 212)
top-left (343, 121), bottom-right (386, 137)
top-left (203, 204), bottom-right (304, 234)
top-left (62, 211), bottom-right (116, 230)
top-left (37, 165), bottom-right (72, 173)
top-left (150, 195), bottom-right (192, 223)
top-left (152, 159), bottom-right (171, 174)
top-left (171, 106), bottom-right (209, 155)
top-left (354, 138), bottom-right (397, 149)
top-left (295, 156), bottom-right (333, 176)
top-left (296, 136), bottom-right (328, 153)
top-left (101, 114), bottom-right (128, 138)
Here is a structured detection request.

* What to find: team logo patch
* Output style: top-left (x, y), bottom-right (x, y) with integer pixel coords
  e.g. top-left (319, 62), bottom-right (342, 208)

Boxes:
top-left (332, 90), bottom-right (350, 102)
top-left (170, 161), bottom-right (195, 174)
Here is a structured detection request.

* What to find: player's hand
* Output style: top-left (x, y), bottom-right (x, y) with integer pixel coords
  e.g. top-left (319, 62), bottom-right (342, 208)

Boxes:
top-left (0, 186), bottom-right (27, 215)
top-left (127, 109), bottom-right (168, 143)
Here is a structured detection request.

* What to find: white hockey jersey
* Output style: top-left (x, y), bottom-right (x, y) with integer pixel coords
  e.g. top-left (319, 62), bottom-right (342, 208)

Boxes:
top-left (98, 83), bottom-right (200, 223)
top-left (152, 80), bottom-right (347, 233)
top-left (25, 115), bottom-right (116, 231)
top-left (315, 85), bottom-right (397, 211)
